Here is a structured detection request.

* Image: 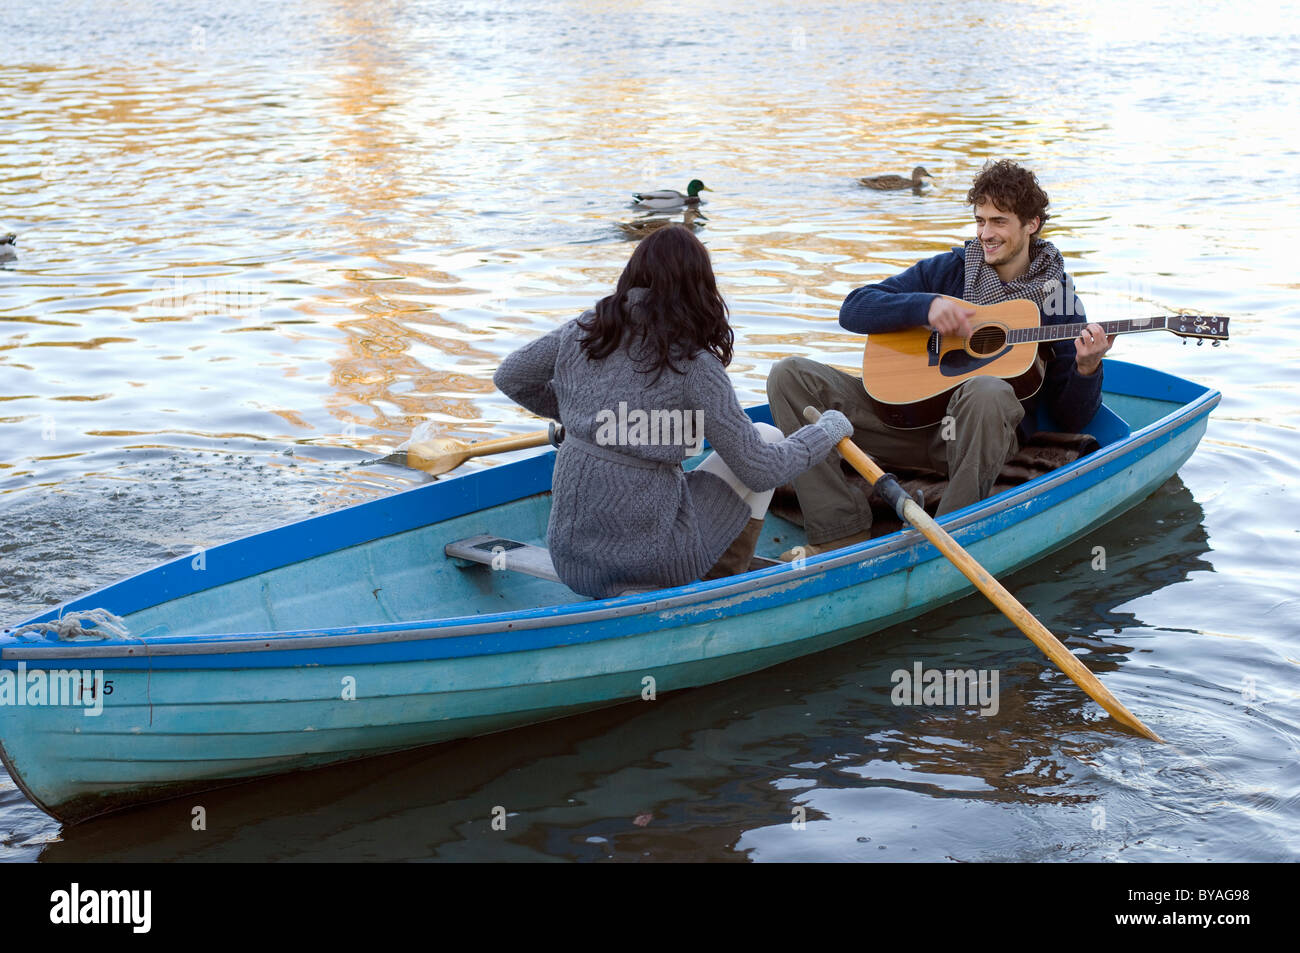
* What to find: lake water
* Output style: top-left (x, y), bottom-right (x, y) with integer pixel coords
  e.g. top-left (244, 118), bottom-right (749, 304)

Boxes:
top-left (1, 0), bottom-right (1298, 861)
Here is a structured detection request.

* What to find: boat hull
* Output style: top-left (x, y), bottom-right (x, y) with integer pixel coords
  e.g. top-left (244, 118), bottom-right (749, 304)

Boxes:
top-left (0, 361), bottom-right (1219, 823)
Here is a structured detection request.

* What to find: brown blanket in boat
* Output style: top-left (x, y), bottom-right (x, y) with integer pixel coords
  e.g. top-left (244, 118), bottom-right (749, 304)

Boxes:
top-left (770, 431), bottom-right (1100, 538)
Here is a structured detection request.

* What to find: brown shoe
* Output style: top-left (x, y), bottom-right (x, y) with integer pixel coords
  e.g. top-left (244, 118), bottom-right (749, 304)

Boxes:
top-left (779, 529), bottom-right (871, 562)
top-left (703, 518), bottom-right (765, 580)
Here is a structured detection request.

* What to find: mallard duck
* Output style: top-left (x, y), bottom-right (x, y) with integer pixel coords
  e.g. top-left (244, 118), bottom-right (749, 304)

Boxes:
top-left (0, 233), bottom-right (15, 263)
top-left (632, 179), bottom-right (712, 209)
top-left (859, 166), bottom-right (932, 190)
top-left (617, 209), bottom-right (706, 240)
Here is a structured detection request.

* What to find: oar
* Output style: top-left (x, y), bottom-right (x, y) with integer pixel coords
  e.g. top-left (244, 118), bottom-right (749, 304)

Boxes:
top-left (376, 426), bottom-right (554, 476)
top-left (802, 406), bottom-right (1163, 743)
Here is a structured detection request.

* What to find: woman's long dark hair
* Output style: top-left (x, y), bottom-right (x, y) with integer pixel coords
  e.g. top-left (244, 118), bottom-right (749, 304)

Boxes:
top-left (578, 225), bottom-right (732, 378)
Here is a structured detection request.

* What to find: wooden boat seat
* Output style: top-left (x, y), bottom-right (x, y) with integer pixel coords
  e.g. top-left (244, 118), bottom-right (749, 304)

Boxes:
top-left (771, 430), bottom-right (1101, 537)
top-left (445, 535), bottom-right (561, 583)
top-left (445, 535), bottom-right (784, 592)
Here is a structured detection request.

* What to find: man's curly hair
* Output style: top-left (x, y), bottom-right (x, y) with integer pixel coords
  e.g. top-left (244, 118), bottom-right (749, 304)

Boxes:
top-left (966, 160), bottom-right (1050, 236)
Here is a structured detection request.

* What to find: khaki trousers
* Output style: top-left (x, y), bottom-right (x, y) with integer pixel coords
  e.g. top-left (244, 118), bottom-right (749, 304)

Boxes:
top-left (765, 357), bottom-right (1023, 545)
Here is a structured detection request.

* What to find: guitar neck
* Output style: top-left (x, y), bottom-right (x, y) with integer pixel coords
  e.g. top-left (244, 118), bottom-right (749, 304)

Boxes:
top-left (1007, 317), bottom-right (1169, 344)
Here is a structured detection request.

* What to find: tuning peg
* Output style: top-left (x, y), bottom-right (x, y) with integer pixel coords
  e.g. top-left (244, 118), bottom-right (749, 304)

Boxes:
top-left (1212, 340), bottom-right (1220, 347)
top-left (1183, 339), bottom-right (1188, 345)
top-left (1197, 339), bottom-right (1203, 346)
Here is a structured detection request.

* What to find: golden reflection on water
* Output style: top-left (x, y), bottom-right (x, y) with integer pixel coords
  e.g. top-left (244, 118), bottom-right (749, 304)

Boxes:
top-left (0, 0), bottom-right (1294, 471)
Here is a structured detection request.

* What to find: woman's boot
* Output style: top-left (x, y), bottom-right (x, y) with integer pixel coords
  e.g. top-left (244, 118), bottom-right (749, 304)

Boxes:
top-left (703, 518), bottom-right (765, 580)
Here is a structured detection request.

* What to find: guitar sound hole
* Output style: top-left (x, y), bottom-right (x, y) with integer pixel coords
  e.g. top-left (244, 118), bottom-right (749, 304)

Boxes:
top-left (969, 326), bottom-right (1006, 356)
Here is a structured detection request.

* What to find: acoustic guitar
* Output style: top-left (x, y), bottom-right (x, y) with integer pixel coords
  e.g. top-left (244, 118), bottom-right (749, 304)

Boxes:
top-left (860, 296), bottom-right (1229, 428)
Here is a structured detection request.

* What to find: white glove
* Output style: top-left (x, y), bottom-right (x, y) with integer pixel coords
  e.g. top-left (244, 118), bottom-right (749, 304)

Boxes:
top-left (814, 409), bottom-right (852, 442)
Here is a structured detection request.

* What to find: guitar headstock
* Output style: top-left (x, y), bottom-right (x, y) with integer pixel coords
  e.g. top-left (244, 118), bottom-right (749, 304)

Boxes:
top-left (1169, 315), bottom-right (1230, 341)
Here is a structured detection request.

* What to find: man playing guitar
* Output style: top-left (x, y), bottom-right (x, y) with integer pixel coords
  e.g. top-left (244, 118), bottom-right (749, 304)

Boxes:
top-left (767, 159), bottom-right (1114, 559)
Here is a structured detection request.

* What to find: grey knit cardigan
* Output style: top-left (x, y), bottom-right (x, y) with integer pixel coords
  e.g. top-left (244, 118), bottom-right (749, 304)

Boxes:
top-left (494, 303), bottom-right (837, 598)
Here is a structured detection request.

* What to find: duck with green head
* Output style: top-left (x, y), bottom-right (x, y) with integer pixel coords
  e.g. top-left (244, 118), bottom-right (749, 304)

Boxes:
top-left (632, 179), bottom-right (712, 210)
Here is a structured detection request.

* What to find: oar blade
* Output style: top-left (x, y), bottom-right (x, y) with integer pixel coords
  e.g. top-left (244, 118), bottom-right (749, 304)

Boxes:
top-left (404, 437), bottom-right (473, 475)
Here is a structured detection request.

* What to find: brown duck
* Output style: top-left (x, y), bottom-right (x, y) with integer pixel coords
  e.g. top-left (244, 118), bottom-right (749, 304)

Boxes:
top-left (617, 208), bottom-right (706, 240)
top-left (859, 166), bottom-right (932, 190)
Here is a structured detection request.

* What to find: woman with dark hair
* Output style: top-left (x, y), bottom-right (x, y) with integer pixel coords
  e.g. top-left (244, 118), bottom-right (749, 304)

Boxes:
top-left (494, 225), bottom-right (852, 599)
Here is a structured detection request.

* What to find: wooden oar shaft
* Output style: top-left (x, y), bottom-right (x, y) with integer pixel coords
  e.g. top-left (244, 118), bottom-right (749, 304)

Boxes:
top-left (459, 430), bottom-right (550, 459)
top-left (398, 428), bottom-right (553, 475)
top-left (894, 492), bottom-right (1161, 741)
top-left (804, 406), bottom-right (1163, 743)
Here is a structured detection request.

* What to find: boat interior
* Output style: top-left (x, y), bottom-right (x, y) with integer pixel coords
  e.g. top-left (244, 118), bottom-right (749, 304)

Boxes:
top-left (99, 388), bottom-right (1183, 641)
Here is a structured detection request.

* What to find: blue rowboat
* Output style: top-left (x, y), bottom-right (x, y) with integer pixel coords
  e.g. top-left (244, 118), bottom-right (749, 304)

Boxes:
top-left (0, 360), bottom-right (1219, 823)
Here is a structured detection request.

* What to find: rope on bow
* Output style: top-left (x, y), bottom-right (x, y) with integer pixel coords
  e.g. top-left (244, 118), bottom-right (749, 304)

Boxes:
top-left (13, 608), bottom-right (129, 642)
